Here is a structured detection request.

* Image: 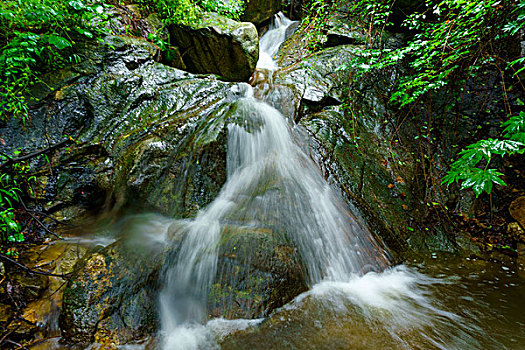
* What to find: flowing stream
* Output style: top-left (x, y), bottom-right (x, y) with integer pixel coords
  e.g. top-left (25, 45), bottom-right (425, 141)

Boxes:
top-left (150, 13), bottom-right (525, 350)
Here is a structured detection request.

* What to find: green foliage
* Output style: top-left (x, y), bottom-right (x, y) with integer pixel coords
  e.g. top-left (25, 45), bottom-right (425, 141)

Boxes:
top-left (0, 0), bottom-right (107, 122)
top-left (342, 0), bottom-right (520, 107)
top-left (137, 0), bottom-right (244, 26)
top-left (299, 0), bottom-right (335, 51)
top-left (0, 173), bottom-right (23, 244)
top-left (390, 0), bottom-right (510, 106)
top-left (504, 0), bottom-right (525, 75)
top-left (443, 112), bottom-right (525, 197)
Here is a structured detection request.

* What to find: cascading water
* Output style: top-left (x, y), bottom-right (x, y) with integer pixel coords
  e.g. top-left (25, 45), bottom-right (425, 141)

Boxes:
top-left (158, 13), bottom-right (485, 350)
top-left (159, 13), bottom-right (390, 349)
top-left (257, 12), bottom-right (292, 70)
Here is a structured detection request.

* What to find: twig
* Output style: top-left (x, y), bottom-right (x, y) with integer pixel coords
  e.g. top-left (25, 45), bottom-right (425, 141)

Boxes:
top-left (18, 197), bottom-right (62, 239)
top-left (0, 325), bottom-right (19, 345)
top-left (26, 209), bottom-right (73, 227)
top-left (0, 139), bottom-right (73, 170)
top-left (5, 339), bottom-right (29, 350)
top-left (0, 254), bottom-right (69, 278)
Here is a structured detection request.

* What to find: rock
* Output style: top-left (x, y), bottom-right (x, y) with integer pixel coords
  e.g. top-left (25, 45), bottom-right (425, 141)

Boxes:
top-left (326, 26), bottom-right (366, 47)
top-left (11, 272), bottom-right (49, 303)
top-left (1, 34), bottom-right (235, 221)
top-left (518, 242), bottom-right (525, 277)
top-left (0, 303), bottom-right (13, 324)
top-left (60, 235), bottom-right (168, 345)
top-left (210, 225), bottom-right (307, 319)
top-left (241, 0), bottom-right (281, 25)
top-left (168, 13), bottom-right (259, 81)
top-left (509, 196), bottom-right (525, 229)
top-left (274, 45), bottom-right (362, 118)
top-left (507, 222), bottom-right (524, 242)
top-left (273, 42), bottom-right (459, 254)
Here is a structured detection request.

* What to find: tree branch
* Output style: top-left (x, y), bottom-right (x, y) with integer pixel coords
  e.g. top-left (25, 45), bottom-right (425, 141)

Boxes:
top-left (0, 139), bottom-right (73, 170)
top-left (0, 253), bottom-right (70, 278)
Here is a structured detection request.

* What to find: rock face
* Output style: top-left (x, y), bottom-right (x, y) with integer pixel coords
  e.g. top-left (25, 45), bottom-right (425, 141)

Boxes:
top-left (510, 196), bottom-right (525, 229)
top-left (241, 0), bottom-right (281, 25)
top-left (169, 13), bottom-right (259, 82)
top-left (0, 32), bottom-right (308, 345)
top-left (0, 35), bottom-right (235, 220)
top-left (210, 225), bottom-right (307, 319)
top-left (60, 236), bottom-right (167, 346)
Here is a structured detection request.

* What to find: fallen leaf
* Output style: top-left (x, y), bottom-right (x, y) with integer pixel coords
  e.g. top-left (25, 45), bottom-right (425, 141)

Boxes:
top-left (395, 176), bottom-right (404, 183)
top-left (387, 183), bottom-right (395, 189)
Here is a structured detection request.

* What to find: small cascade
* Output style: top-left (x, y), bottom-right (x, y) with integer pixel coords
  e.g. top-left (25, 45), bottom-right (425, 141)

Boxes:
top-left (257, 13), bottom-right (293, 70)
top-left (160, 13), bottom-right (390, 349)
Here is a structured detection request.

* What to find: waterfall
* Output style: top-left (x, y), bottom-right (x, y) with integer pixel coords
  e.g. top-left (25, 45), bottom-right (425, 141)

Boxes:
top-left (159, 13), bottom-right (389, 349)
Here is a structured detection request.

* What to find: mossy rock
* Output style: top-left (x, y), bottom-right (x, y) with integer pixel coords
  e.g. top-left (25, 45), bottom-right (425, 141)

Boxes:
top-left (60, 236), bottom-right (168, 345)
top-left (210, 225), bottom-right (307, 319)
top-left (240, 0), bottom-right (281, 25)
top-left (168, 13), bottom-right (259, 81)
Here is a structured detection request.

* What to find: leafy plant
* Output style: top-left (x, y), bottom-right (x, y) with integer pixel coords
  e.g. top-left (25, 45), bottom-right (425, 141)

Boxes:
top-left (136, 0), bottom-right (244, 26)
top-left (0, 0), bottom-right (108, 122)
top-left (0, 173), bottom-right (23, 243)
top-left (443, 112), bottom-right (525, 196)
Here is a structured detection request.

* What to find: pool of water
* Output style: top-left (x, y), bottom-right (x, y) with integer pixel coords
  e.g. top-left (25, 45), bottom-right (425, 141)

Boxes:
top-left (219, 254), bottom-right (524, 350)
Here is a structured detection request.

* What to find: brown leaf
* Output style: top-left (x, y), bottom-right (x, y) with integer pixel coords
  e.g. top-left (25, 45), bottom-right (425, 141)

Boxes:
top-left (387, 183), bottom-right (395, 189)
top-left (395, 176), bottom-right (404, 183)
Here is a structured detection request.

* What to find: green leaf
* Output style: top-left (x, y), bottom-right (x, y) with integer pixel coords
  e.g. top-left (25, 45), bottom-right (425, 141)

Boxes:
top-left (46, 35), bottom-right (72, 50)
top-left (76, 28), bottom-right (93, 38)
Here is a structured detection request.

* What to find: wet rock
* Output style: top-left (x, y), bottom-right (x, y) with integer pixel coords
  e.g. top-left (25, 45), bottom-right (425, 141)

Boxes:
top-left (1, 34), bottom-right (235, 221)
top-left (0, 303), bottom-right (13, 324)
top-left (60, 236), bottom-right (167, 346)
top-left (509, 196), bottom-right (525, 229)
top-left (274, 43), bottom-right (458, 254)
top-left (241, 0), bottom-right (281, 25)
top-left (169, 13), bottom-right (259, 81)
top-left (61, 221), bottom-right (308, 344)
top-left (210, 225), bottom-right (307, 319)
top-left (11, 272), bottom-right (49, 303)
top-left (325, 20), bottom-right (367, 47)
top-left (274, 45), bottom-right (360, 118)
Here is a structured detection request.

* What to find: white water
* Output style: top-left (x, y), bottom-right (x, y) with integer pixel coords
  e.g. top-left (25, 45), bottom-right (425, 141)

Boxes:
top-left (158, 13), bottom-right (478, 350)
top-left (257, 12), bottom-right (293, 70)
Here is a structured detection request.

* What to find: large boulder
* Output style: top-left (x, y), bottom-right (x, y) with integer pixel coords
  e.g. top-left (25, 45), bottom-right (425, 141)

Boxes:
top-left (60, 233), bottom-right (168, 346)
top-left (210, 225), bottom-right (307, 319)
top-left (0, 35), bottom-right (237, 220)
top-left (241, 0), bottom-right (281, 25)
top-left (169, 13), bottom-right (258, 82)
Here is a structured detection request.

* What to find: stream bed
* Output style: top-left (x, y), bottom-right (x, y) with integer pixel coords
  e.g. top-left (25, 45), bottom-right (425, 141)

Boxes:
top-left (28, 221), bottom-right (524, 350)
